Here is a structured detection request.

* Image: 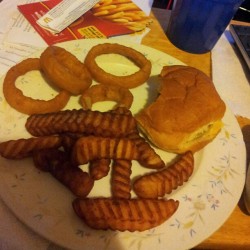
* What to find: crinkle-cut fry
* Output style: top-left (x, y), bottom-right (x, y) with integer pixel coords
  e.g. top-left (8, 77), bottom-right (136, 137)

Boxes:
top-left (72, 198), bottom-right (179, 232)
top-left (33, 148), bottom-right (68, 171)
top-left (0, 136), bottom-right (62, 159)
top-left (89, 159), bottom-right (111, 180)
top-left (110, 106), bottom-right (132, 115)
top-left (61, 133), bottom-right (85, 152)
top-left (133, 151), bottom-right (194, 199)
top-left (111, 160), bottom-right (132, 199)
top-left (33, 149), bottom-right (94, 197)
top-left (128, 132), bottom-right (165, 169)
top-left (71, 136), bottom-right (139, 166)
top-left (56, 162), bottom-right (94, 198)
top-left (111, 107), bottom-right (164, 169)
top-left (25, 108), bottom-right (137, 137)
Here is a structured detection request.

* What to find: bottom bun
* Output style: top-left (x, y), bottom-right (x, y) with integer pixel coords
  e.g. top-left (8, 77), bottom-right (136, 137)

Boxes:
top-left (136, 65), bottom-right (226, 153)
top-left (137, 120), bottom-right (223, 154)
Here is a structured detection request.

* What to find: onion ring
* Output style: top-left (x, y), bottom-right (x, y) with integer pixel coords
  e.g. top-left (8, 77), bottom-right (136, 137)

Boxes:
top-left (3, 58), bottom-right (70, 115)
top-left (84, 43), bottom-right (151, 89)
top-left (80, 84), bottom-right (133, 110)
top-left (40, 46), bottom-right (92, 95)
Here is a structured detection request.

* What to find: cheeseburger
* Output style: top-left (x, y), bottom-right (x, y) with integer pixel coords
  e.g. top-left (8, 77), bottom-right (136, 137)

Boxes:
top-left (136, 65), bottom-right (226, 153)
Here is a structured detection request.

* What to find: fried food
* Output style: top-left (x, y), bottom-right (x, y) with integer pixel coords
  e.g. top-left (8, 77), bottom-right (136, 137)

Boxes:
top-left (0, 136), bottom-right (62, 159)
top-left (32, 148), bottom-right (68, 171)
top-left (60, 133), bottom-right (85, 152)
top-left (25, 108), bottom-right (137, 137)
top-left (133, 151), bottom-right (194, 199)
top-left (84, 43), bottom-right (152, 89)
top-left (111, 160), bottom-right (132, 199)
top-left (2, 58), bottom-right (70, 115)
top-left (89, 159), bottom-right (111, 180)
top-left (92, 0), bottom-right (153, 31)
top-left (72, 197), bottom-right (179, 231)
top-left (33, 149), bottom-right (94, 197)
top-left (80, 84), bottom-right (133, 110)
top-left (71, 136), bottom-right (139, 166)
top-left (40, 46), bottom-right (92, 95)
top-left (128, 131), bottom-right (165, 169)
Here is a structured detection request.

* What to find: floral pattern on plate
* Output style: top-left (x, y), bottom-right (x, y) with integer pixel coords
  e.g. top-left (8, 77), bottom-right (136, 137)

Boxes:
top-left (0, 39), bottom-right (246, 250)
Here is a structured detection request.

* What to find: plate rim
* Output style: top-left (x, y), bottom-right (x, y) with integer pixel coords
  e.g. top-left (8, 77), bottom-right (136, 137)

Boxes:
top-left (0, 38), bottom-right (246, 250)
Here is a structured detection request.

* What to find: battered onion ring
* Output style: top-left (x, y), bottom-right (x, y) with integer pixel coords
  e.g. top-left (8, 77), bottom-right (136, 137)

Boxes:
top-left (84, 43), bottom-right (151, 89)
top-left (40, 46), bottom-right (92, 95)
top-left (3, 58), bottom-right (70, 115)
top-left (80, 84), bottom-right (133, 110)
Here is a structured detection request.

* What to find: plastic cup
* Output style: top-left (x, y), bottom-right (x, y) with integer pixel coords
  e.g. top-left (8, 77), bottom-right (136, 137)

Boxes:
top-left (166, 0), bottom-right (244, 54)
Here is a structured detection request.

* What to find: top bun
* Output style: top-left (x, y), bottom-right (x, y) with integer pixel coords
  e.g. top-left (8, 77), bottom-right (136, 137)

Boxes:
top-left (136, 65), bottom-right (226, 153)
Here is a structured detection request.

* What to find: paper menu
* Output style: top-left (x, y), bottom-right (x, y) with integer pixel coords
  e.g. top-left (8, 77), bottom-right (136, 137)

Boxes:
top-left (0, 0), bottom-right (43, 76)
top-left (18, 0), bottom-right (153, 45)
top-left (37, 0), bottom-right (100, 34)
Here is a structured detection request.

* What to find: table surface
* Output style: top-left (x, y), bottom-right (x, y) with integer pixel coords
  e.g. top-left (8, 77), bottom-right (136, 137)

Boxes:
top-left (144, 9), bottom-right (250, 250)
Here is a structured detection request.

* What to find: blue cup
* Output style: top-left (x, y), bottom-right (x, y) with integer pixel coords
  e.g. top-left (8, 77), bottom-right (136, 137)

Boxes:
top-left (167, 0), bottom-right (244, 54)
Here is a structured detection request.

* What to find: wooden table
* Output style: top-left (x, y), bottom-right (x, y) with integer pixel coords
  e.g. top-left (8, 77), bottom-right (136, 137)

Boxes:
top-left (142, 10), bottom-right (250, 250)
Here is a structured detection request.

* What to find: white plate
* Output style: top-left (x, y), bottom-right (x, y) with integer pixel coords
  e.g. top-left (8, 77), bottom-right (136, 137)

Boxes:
top-left (0, 39), bottom-right (246, 250)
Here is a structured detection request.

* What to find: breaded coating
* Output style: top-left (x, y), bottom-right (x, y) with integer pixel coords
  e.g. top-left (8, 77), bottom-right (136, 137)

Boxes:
top-left (0, 136), bottom-right (62, 159)
top-left (89, 159), bottom-right (111, 180)
top-left (33, 149), bottom-right (94, 197)
top-left (25, 108), bottom-right (137, 137)
top-left (72, 198), bottom-right (179, 231)
top-left (133, 151), bottom-right (194, 198)
top-left (111, 107), bottom-right (165, 169)
top-left (71, 136), bottom-right (139, 165)
top-left (32, 148), bottom-right (68, 172)
top-left (111, 160), bottom-right (132, 199)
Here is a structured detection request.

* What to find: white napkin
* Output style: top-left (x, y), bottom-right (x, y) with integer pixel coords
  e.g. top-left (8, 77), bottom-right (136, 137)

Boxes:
top-left (0, 0), bottom-right (151, 77)
top-left (212, 27), bottom-right (250, 119)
